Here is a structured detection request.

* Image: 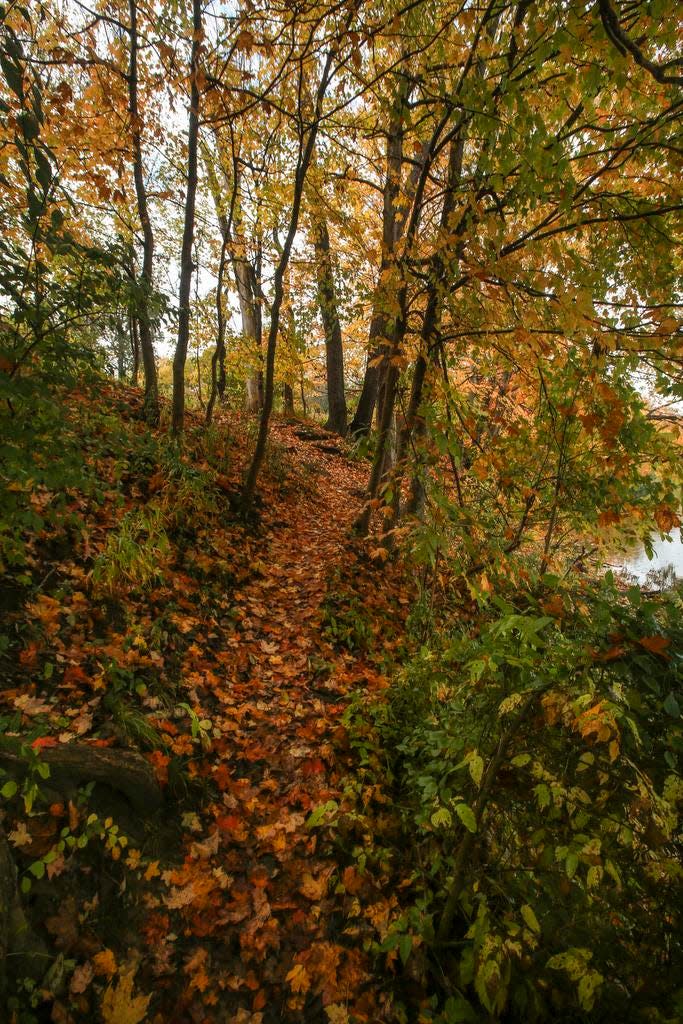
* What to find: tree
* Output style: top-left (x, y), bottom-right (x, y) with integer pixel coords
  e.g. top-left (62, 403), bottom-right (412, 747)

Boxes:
top-left (127, 0), bottom-right (160, 425)
top-left (172, 0), bottom-right (203, 435)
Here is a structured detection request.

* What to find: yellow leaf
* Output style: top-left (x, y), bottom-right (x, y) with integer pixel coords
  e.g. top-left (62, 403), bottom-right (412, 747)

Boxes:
top-left (325, 1006), bottom-right (349, 1024)
top-left (521, 904), bottom-right (540, 934)
top-left (285, 962), bottom-right (310, 994)
top-left (468, 751), bottom-right (484, 787)
top-left (101, 965), bottom-right (151, 1024)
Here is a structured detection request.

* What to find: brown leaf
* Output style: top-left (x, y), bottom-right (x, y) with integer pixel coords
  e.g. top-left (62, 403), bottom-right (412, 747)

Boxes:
top-left (70, 961), bottom-right (94, 995)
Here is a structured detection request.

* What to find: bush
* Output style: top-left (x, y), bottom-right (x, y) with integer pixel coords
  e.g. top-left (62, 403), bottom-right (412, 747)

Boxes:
top-left (379, 575), bottom-right (682, 1022)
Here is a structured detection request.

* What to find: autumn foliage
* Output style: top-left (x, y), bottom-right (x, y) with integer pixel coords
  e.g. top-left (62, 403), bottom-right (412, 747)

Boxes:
top-left (1, 0), bottom-right (682, 1021)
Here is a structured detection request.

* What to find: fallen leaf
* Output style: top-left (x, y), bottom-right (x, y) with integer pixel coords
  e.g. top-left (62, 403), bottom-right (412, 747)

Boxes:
top-left (101, 965), bottom-right (151, 1024)
top-left (285, 962), bottom-right (310, 994)
top-left (92, 949), bottom-right (117, 978)
top-left (70, 961), bottom-right (94, 994)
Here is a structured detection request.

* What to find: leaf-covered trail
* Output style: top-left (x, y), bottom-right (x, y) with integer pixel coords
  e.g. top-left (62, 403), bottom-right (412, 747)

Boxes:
top-left (155, 425), bottom-right (400, 1022)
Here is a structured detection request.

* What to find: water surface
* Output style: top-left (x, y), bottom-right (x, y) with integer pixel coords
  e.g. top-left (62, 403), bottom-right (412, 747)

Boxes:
top-left (608, 528), bottom-right (683, 585)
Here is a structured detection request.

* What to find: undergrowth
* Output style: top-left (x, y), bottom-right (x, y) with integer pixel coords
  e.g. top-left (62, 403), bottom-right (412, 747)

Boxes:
top-left (336, 572), bottom-right (682, 1023)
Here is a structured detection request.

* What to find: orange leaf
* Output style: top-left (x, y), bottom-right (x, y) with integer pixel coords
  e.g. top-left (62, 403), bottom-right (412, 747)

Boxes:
top-left (637, 635), bottom-right (670, 657)
top-left (654, 506), bottom-right (680, 532)
top-left (92, 949), bottom-right (117, 978)
top-left (285, 963), bottom-right (310, 994)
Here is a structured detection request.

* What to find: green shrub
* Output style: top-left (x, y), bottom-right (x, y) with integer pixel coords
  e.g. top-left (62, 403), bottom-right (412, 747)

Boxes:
top-left (379, 576), bottom-right (682, 1022)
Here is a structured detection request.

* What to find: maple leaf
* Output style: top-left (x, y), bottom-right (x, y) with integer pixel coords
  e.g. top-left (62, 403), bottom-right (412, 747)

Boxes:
top-left (101, 965), bottom-right (151, 1024)
top-left (8, 822), bottom-right (31, 848)
top-left (286, 963), bottom-right (310, 994)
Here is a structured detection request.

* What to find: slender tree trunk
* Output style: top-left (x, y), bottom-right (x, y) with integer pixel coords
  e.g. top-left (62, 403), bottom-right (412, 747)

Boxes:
top-left (283, 383), bottom-right (295, 416)
top-left (203, 138), bottom-right (263, 414)
top-left (390, 135), bottom-right (465, 521)
top-left (130, 314), bottom-right (140, 387)
top-left (312, 214), bottom-right (346, 434)
top-left (280, 265), bottom-right (297, 418)
top-left (116, 320), bottom-right (125, 380)
top-left (231, 193), bottom-right (261, 413)
top-left (353, 324), bottom-right (405, 535)
top-left (299, 367), bottom-right (307, 417)
top-left (242, 48), bottom-right (338, 509)
top-left (206, 230), bottom-right (229, 424)
top-left (128, 0), bottom-right (158, 425)
top-left (172, 0), bottom-right (202, 435)
top-left (356, 99), bottom-right (466, 532)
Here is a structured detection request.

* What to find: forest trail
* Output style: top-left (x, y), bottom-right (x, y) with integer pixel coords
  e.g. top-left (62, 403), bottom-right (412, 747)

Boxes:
top-left (148, 423), bottom-right (403, 1022)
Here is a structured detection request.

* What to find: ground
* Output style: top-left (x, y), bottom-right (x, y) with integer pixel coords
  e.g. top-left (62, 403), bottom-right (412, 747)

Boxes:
top-left (0, 382), bottom-right (411, 1024)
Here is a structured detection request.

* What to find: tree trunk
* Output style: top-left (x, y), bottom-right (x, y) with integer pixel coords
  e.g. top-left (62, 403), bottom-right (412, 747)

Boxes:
top-left (242, 48), bottom-right (339, 509)
top-left (130, 313), bottom-right (140, 387)
top-left (390, 135), bottom-right (465, 521)
top-left (0, 743), bottom-right (162, 814)
top-left (172, 0), bottom-right (202, 435)
top-left (300, 366), bottom-right (308, 417)
top-left (232, 201), bottom-right (261, 413)
top-left (128, 0), bottom-right (158, 426)
top-left (283, 383), bottom-right (295, 416)
top-left (116, 320), bottom-right (126, 380)
top-left (203, 138), bottom-right (263, 414)
top-left (349, 77), bottom-right (416, 438)
top-left (206, 229), bottom-right (229, 424)
top-left (312, 214), bottom-right (346, 434)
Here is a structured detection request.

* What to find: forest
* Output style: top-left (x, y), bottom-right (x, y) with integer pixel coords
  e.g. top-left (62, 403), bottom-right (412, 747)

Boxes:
top-left (0, 0), bottom-right (681, 1021)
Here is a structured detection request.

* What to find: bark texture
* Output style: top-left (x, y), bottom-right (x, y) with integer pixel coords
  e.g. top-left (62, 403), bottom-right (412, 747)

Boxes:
top-left (312, 214), bottom-right (347, 434)
top-left (172, 0), bottom-right (202, 434)
top-left (128, 0), bottom-right (158, 425)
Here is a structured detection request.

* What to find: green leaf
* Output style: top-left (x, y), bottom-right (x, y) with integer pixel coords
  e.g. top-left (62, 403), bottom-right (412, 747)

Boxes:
top-left (1, 780), bottom-right (18, 798)
top-left (521, 904), bottom-right (540, 934)
top-left (29, 859), bottom-right (45, 879)
top-left (398, 933), bottom-right (412, 965)
top-left (468, 751), bottom-right (484, 787)
top-left (578, 970), bottom-right (603, 1011)
top-left (455, 803), bottom-right (477, 833)
top-left (510, 753), bottom-right (531, 767)
top-left (431, 807), bottom-right (452, 829)
top-left (663, 692), bottom-right (680, 717)
top-left (305, 800), bottom-right (337, 829)
top-left (0, 53), bottom-right (23, 98)
top-left (444, 994), bottom-right (477, 1022)
top-left (565, 853), bottom-right (579, 879)
top-left (534, 783), bottom-right (551, 809)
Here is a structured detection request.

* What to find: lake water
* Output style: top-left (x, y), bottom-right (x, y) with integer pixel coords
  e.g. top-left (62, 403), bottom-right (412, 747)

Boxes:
top-left (607, 528), bottom-right (683, 585)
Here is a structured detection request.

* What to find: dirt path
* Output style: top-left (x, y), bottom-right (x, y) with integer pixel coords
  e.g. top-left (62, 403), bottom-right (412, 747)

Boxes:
top-left (151, 426), bottom-right (395, 1023)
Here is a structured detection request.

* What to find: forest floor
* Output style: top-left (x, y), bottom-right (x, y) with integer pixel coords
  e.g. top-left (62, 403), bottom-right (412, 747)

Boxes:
top-left (1, 381), bottom-right (414, 1024)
